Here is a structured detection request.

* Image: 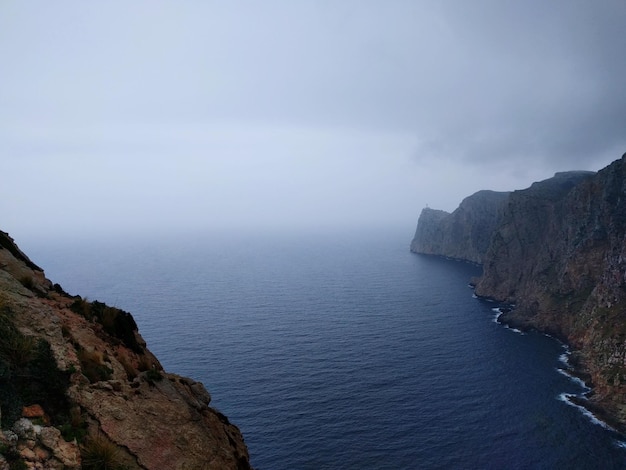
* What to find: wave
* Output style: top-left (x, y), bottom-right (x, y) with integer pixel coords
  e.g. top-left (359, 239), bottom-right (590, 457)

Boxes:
top-left (558, 393), bottom-right (616, 432)
top-left (556, 367), bottom-right (589, 390)
top-left (478, 298), bottom-right (620, 441)
top-left (490, 307), bottom-right (524, 334)
top-left (551, 342), bottom-right (624, 444)
top-left (491, 307), bottom-right (502, 320)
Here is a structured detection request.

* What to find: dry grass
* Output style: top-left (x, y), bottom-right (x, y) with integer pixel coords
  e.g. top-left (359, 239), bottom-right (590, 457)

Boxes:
top-left (0, 305), bottom-right (37, 367)
top-left (77, 348), bottom-right (113, 383)
top-left (0, 332), bottom-right (37, 367)
top-left (81, 433), bottom-right (124, 470)
top-left (117, 352), bottom-right (138, 380)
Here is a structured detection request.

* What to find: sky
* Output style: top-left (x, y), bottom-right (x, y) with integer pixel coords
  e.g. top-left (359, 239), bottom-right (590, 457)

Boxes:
top-left (1, 1), bottom-right (625, 239)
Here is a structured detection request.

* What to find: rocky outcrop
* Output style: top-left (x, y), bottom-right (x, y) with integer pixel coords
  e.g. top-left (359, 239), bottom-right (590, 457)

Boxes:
top-left (0, 232), bottom-right (252, 469)
top-left (0, 417), bottom-right (81, 469)
top-left (474, 170), bottom-right (597, 305)
top-left (410, 190), bottom-right (510, 264)
top-left (412, 155), bottom-right (626, 431)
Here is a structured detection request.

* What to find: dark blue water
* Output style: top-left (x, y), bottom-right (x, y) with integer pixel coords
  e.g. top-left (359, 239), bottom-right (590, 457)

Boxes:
top-left (25, 230), bottom-right (626, 469)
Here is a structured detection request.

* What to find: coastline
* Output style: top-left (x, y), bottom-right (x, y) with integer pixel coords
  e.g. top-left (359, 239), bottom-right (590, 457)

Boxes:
top-left (418, 252), bottom-right (614, 433)
top-left (411, 156), bottom-right (626, 449)
top-left (486, 300), bottom-right (626, 437)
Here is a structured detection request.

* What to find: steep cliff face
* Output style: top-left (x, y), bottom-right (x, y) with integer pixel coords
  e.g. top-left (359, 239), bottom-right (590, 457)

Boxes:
top-left (475, 160), bottom-right (626, 426)
top-left (412, 156), bottom-right (626, 430)
top-left (475, 170), bottom-right (597, 307)
top-left (0, 231), bottom-right (251, 470)
top-left (410, 190), bottom-right (509, 264)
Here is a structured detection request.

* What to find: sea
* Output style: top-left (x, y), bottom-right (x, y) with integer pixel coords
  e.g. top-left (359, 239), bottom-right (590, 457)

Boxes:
top-left (24, 229), bottom-right (626, 469)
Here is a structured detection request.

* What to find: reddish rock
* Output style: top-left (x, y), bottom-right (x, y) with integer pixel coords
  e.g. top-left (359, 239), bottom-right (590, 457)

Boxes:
top-left (22, 405), bottom-right (45, 420)
top-left (0, 230), bottom-right (252, 469)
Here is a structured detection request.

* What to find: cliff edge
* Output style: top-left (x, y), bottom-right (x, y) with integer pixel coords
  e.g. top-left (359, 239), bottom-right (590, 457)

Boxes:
top-left (410, 190), bottom-right (510, 264)
top-left (412, 155), bottom-right (626, 431)
top-left (0, 231), bottom-right (252, 469)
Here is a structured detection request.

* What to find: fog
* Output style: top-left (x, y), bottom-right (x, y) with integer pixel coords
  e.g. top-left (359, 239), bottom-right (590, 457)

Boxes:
top-left (2, 1), bottom-right (625, 240)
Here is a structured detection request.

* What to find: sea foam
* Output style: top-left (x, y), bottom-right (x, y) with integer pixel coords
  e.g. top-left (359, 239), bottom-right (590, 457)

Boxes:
top-left (558, 393), bottom-right (615, 431)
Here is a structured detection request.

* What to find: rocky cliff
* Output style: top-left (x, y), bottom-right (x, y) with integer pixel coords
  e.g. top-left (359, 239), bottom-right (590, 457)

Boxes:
top-left (412, 155), bottom-right (626, 431)
top-left (0, 231), bottom-right (251, 469)
top-left (410, 190), bottom-right (510, 264)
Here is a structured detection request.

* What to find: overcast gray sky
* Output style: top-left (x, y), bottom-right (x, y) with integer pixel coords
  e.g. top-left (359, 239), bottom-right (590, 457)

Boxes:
top-left (2, 1), bottom-right (625, 239)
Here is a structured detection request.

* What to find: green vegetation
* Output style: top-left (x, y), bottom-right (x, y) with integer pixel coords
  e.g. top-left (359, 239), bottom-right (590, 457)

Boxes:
top-left (0, 303), bottom-right (71, 427)
top-left (0, 440), bottom-right (27, 470)
top-left (76, 347), bottom-right (113, 383)
top-left (0, 301), bottom-right (87, 441)
top-left (70, 298), bottom-right (143, 353)
top-left (602, 364), bottom-right (626, 386)
top-left (18, 275), bottom-right (34, 290)
top-left (0, 231), bottom-right (41, 271)
top-left (0, 326), bottom-right (37, 367)
top-left (59, 406), bottom-right (88, 442)
top-left (8, 459), bottom-right (28, 470)
top-left (145, 367), bottom-right (163, 382)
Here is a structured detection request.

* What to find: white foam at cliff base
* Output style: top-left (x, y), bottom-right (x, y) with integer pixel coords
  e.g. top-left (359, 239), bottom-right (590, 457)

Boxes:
top-left (492, 308), bottom-right (502, 323)
top-left (490, 308), bottom-right (525, 334)
top-left (556, 368), bottom-right (589, 390)
top-left (558, 393), bottom-right (615, 431)
top-left (614, 440), bottom-right (626, 449)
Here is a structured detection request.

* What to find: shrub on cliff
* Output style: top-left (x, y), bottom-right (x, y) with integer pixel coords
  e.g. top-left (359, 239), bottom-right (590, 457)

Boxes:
top-left (0, 306), bottom-right (71, 426)
top-left (81, 433), bottom-right (126, 470)
top-left (70, 298), bottom-right (143, 353)
top-left (76, 347), bottom-right (113, 383)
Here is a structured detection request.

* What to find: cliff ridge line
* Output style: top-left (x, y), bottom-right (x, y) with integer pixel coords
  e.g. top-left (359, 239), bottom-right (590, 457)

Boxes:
top-left (412, 155), bottom-right (626, 431)
top-left (0, 232), bottom-right (252, 469)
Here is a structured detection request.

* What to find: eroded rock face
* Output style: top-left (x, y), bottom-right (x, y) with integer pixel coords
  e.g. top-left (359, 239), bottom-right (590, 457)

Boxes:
top-left (412, 156), bottom-right (626, 430)
top-left (410, 190), bottom-right (510, 264)
top-left (72, 373), bottom-right (249, 470)
top-left (0, 231), bottom-right (252, 469)
top-left (475, 170), bottom-right (597, 306)
top-left (0, 416), bottom-right (81, 469)
top-left (475, 161), bottom-right (626, 426)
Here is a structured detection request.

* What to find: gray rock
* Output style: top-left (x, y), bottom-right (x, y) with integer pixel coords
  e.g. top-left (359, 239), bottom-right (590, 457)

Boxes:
top-left (410, 190), bottom-right (509, 264)
top-left (12, 418), bottom-right (35, 440)
top-left (1, 430), bottom-right (18, 446)
top-left (413, 155), bottom-right (626, 430)
top-left (40, 426), bottom-right (80, 469)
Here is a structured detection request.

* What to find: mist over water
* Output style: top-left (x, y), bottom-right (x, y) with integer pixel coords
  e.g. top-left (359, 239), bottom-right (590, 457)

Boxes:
top-left (4, 2), bottom-right (626, 465)
top-left (28, 230), bottom-right (626, 469)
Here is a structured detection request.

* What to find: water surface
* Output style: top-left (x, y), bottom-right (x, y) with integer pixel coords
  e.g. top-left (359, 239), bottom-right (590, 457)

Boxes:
top-left (27, 231), bottom-right (626, 469)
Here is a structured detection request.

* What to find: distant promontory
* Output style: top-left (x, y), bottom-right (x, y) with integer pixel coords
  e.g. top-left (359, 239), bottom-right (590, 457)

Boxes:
top-left (411, 154), bottom-right (626, 431)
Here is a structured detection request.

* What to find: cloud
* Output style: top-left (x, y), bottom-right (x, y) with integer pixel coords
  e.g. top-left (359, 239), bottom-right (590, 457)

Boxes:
top-left (415, 0), bottom-right (626, 168)
top-left (1, 1), bottom-right (625, 236)
top-left (3, 1), bottom-right (624, 164)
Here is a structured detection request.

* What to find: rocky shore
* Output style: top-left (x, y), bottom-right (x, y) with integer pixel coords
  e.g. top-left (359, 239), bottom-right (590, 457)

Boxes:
top-left (0, 230), bottom-right (251, 469)
top-left (411, 153), bottom-right (626, 433)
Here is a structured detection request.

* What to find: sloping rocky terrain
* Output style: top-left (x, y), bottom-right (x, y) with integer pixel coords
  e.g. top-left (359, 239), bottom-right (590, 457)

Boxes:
top-left (411, 154), bottom-right (626, 431)
top-left (0, 231), bottom-right (251, 469)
